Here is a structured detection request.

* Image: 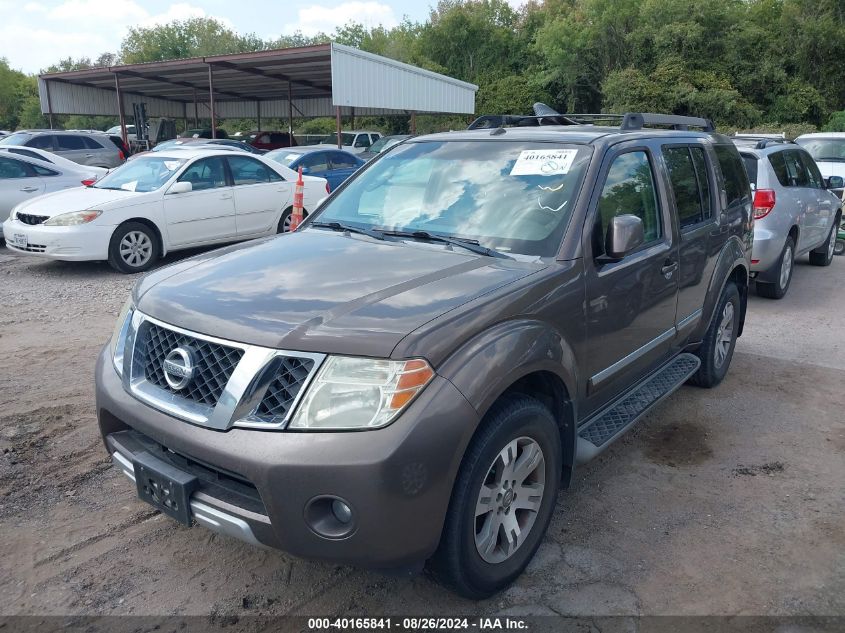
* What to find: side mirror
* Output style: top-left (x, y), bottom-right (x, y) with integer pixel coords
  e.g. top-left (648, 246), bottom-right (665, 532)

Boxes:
top-left (826, 176), bottom-right (844, 189)
top-left (167, 181), bottom-right (192, 194)
top-left (605, 214), bottom-right (645, 260)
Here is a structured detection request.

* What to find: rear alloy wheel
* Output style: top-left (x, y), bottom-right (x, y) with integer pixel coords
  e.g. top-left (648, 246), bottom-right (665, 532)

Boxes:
top-left (809, 221), bottom-right (838, 266)
top-left (689, 281), bottom-right (740, 388)
top-left (756, 236), bottom-right (794, 299)
top-left (108, 222), bottom-right (159, 274)
top-left (278, 207), bottom-right (308, 233)
top-left (429, 395), bottom-right (561, 599)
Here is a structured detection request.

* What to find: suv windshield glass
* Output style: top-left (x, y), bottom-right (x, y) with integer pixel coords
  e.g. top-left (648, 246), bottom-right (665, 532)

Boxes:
top-left (312, 140), bottom-right (593, 257)
top-left (0, 132), bottom-right (33, 146)
top-left (796, 138), bottom-right (845, 162)
top-left (94, 156), bottom-right (187, 192)
top-left (367, 136), bottom-right (402, 154)
top-left (320, 133), bottom-right (355, 146)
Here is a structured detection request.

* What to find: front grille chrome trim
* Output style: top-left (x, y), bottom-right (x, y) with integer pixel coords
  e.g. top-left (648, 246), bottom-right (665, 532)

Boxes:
top-left (123, 311), bottom-right (325, 431)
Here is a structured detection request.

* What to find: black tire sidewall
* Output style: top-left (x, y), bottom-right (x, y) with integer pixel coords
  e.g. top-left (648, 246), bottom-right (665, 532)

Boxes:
top-left (278, 208), bottom-right (308, 233)
top-left (108, 222), bottom-right (159, 273)
top-left (777, 237), bottom-right (795, 293)
top-left (437, 396), bottom-right (561, 598)
top-left (697, 282), bottom-right (741, 386)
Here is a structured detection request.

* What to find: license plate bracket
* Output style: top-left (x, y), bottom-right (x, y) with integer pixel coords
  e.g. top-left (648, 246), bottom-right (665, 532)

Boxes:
top-left (133, 451), bottom-right (197, 526)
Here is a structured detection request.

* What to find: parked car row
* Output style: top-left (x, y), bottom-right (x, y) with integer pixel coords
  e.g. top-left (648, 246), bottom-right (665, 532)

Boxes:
top-left (733, 134), bottom-right (843, 298)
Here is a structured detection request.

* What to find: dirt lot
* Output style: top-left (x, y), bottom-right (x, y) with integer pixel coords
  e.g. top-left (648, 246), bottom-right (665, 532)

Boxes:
top-left (0, 244), bottom-right (843, 619)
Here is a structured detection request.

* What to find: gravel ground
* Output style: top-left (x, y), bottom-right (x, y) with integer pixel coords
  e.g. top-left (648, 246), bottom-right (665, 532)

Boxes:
top-left (0, 244), bottom-right (843, 620)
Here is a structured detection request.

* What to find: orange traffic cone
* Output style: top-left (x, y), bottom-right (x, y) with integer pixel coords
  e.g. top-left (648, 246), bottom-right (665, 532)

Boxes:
top-left (290, 166), bottom-right (305, 231)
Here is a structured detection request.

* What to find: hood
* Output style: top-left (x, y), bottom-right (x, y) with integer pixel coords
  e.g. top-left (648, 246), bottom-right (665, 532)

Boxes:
top-left (135, 229), bottom-right (541, 358)
top-left (14, 186), bottom-right (144, 217)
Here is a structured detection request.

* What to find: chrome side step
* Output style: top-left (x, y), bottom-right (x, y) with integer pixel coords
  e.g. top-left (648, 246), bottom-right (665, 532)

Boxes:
top-left (576, 353), bottom-right (700, 464)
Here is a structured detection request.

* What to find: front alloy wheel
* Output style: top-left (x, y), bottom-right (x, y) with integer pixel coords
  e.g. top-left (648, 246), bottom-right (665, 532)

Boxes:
top-left (108, 221), bottom-right (160, 274)
top-left (474, 437), bottom-right (545, 564)
top-left (429, 395), bottom-right (561, 599)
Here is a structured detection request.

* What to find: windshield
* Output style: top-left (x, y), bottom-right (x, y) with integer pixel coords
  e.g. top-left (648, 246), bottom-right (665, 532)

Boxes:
top-left (266, 150), bottom-right (302, 168)
top-left (0, 133), bottom-right (33, 146)
top-left (152, 140), bottom-right (182, 152)
top-left (795, 138), bottom-right (845, 162)
top-left (320, 133), bottom-right (355, 146)
top-left (311, 140), bottom-right (592, 257)
top-left (367, 136), bottom-right (402, 154)
top-left (94, 156), bottom-right (187, 192)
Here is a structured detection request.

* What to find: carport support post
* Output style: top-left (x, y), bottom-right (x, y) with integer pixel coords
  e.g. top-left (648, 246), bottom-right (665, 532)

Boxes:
top-left (410, 111), bottom-right (417, 135)
top-left (114, 73), bottom-right (127, 145)
top-left (44, 80), bottom-right (54, 129)
top-left (193, 89), bottom-right (198, 128)
top-left (287, 81), bottom-right (293, 136)
top-left (256, 101), bottom-right (261, 132)
top-left (207, 64), bottom-right (217, 139)
top-left (335, 106), bottom-right (342, 149)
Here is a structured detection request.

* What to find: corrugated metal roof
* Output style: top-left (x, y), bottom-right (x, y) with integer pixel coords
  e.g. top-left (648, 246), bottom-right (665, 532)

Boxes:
top-left (37, 43), bottom-right (478, 118)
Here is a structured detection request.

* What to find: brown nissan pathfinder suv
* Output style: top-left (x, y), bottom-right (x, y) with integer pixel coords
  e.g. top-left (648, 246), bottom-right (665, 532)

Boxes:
top-left (96, 107), bottom-right (753, 598)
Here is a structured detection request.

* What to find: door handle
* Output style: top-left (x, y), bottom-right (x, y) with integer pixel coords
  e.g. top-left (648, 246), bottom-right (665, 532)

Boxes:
top-left (84, 154), bottom-right (94, 158)
top-left (661, 260), bottom-right (678, 279)
top-left (20, 186), bottom-right (39, 193)
top-left (219, 193), bottom-right (233, 200)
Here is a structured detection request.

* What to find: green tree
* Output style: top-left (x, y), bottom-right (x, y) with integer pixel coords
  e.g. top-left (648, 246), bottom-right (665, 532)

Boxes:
top-left (120, 18), bottom-right (265, 63)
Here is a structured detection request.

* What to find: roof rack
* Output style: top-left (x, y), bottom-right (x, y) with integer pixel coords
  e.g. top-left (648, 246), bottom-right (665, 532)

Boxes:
top-left (731, 134), bottom-right (794, 150)
top-left (467, 104), bottom-right (714, 132)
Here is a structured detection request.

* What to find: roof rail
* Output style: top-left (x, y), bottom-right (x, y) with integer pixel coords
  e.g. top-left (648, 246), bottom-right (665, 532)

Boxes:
top-left (467, 105), bottom-right (715, 132)
top-left (620, 113), bottom-right (715, 132)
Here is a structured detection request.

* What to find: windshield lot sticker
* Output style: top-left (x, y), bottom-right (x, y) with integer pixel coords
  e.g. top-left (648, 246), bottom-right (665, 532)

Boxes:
top-left (510, 149), bottom-right (578, 176)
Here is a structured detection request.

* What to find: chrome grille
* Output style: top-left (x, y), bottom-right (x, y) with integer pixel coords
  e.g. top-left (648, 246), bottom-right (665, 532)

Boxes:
top-left (135, 322), bottom-right (244, 406)
top-left (17, 213), bottom-right (48, 226)
top-left (254, 357), bottom-right (315, 421)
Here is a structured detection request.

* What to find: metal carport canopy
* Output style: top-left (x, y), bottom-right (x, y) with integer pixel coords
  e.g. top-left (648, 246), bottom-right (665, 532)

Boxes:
top-left (37, 42), bottom-right (479, 122)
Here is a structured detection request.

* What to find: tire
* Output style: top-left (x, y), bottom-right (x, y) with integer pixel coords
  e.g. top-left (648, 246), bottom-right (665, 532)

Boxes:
top-left (835, 239), bottom-right (845, 256)
top-left (277, 207), bottom-right (308, 233)
top-left (689, 281), bottom-right (740, 388)
top-left (429, 394), bottom-right (561, 599)
top-left (107, 221), bottom-right (160, 274)
top-left (756, 236), bottom-right (794, 299)
top-left (809, 221), bottom-right (838, 266)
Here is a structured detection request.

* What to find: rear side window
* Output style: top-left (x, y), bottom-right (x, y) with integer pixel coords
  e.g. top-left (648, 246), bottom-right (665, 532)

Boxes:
top-left (330, 152), bottom-right (358, 169)
top-left (227, 156), bottom-right (281, 185)
top-left (740, 153), bottom-right (758, 185)
top-left (595, 150), bottom-right (662, 257)
top-left (714, 145), bottom-right (751, 209)
top-left (56, 135), bottom-right (86, 151)
top-left (798, 151), bottom-right (824, 188)
top-left (768, 152), bottom-right (789, 186)
top-left (663, 146), bottom-right (712, 229)
top-left (28, 135), bottom-right (55, 150)
top-left (0, 156), bottom-right (33, 179)
top-left (30, 163), bottom-right (58, 176)
top-left (82, 136), bottom-right (105, 150)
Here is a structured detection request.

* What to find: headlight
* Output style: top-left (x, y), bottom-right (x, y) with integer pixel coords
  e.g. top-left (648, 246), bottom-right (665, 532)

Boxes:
top-left (289, 356), bottom-right (434, 430)
top-left (110, 298), bottom-right (134, 376)
top-left (44, 210), bottom-right (102, 226)
top-left (8, 209), bottom-right (17, 221)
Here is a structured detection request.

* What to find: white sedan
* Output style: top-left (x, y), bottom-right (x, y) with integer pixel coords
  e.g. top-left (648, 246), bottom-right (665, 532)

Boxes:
top-left (3, 148), bottom-right (329, 273)
top-left (0, 149), bottom-right (107, 237)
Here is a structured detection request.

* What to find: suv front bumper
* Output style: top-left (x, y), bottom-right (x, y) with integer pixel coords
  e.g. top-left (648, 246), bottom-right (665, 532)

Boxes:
top-left (95, 345), bottom-right (479, 569)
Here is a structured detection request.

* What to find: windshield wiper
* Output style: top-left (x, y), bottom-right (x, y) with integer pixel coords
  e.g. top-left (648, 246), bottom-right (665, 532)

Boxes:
top-left (311, 221), bottom-right (385, 240)
top-left (383, 230), bottom-right (512, 259)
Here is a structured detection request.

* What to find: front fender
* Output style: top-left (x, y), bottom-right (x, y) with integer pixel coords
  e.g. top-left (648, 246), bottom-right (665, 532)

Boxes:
top-left (691, 236), bottom-right (749, 342)
top-left (437, 319), bottom-right (579, 481)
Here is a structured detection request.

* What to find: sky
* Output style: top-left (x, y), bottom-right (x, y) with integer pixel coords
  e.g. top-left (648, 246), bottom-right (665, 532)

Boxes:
top-left (0, 0), bottom-right (522, 75)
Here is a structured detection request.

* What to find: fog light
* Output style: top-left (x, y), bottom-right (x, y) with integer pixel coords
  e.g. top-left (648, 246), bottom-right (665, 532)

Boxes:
top-left (304, 495), bottom-right (356, 539)
top-left (332, 499), bottom-right (352, 524)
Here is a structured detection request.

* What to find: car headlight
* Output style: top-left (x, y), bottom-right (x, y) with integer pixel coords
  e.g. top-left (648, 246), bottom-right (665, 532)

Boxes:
top-left (110, 298), bottom-right (134, 376)
top-left (289, 356), bottom-right (435, 430)
top-left (8, 209), bottom-right (17, 221)
top-left (44, 210), bottom-right (102, 226)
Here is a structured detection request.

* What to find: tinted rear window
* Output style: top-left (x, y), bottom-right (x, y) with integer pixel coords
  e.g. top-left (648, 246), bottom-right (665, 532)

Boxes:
top-left (714, 145), bottom-right (751, 209)
top-left (740, 153), bottom-right (758, 185)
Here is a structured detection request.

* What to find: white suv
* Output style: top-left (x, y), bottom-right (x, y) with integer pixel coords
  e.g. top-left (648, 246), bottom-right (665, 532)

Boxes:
top-left (318, 130), bottom-right (382, 154)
